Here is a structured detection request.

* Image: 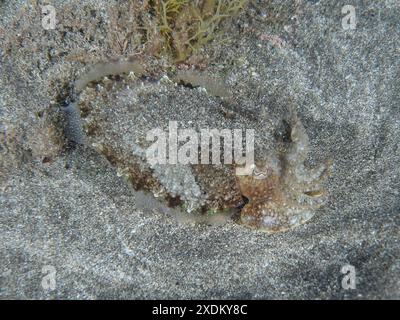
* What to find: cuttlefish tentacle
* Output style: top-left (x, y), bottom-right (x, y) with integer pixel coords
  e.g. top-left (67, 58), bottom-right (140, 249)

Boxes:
top-left (235, 115), bottom-right (330, 233)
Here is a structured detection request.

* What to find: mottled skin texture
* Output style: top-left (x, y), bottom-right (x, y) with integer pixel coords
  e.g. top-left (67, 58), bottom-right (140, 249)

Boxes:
top-left (237, 118), bottom-right (329, 233)
top-left (74, 65), bottom-right (329, 233)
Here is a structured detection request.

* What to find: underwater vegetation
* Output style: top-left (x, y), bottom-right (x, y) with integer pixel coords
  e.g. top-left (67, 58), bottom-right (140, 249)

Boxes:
top-left (144, 0), bottom-right (249, 61)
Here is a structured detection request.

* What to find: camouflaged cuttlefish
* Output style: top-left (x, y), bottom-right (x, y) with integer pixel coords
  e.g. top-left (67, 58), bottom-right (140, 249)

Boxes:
top-left (63, 60), bottom-right (330, 233)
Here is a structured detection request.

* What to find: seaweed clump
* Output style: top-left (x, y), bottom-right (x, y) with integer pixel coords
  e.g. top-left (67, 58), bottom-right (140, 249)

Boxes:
top-left (146, 0), bottom-right (248, 61)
